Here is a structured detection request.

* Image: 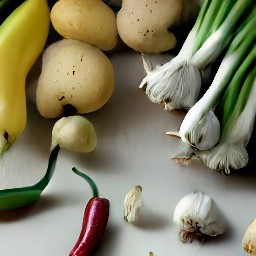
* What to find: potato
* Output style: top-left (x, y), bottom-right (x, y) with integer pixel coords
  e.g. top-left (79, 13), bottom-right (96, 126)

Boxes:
top-left (50, 0), bottom-right (118, 51)
top-left (117, 0), bottom-right (200, 53)
top-left (36, 39), bottom-right (115, 118)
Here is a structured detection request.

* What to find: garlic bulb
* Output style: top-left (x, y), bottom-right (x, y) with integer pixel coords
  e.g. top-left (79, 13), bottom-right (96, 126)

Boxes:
top-left (124, 185), bottom-right (143, 223)
top-left (242, 219), bottom-right (256, 255)
top-left (173, 191), bottom-right (225, 243)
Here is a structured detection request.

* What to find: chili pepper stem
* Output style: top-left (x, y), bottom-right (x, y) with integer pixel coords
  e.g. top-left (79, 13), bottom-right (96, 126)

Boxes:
top-left (72, 167), bottom-right (99, 197)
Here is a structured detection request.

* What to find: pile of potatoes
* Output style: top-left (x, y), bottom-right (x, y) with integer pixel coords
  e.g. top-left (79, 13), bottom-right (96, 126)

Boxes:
top-left (36, 0), bottom-right (118, 118)
top-left (36, 0), bottom-right (200, 118)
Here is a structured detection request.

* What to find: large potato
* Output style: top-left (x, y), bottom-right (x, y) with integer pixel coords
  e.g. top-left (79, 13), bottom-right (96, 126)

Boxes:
top-left (117, 0), bottom-right (199, 53)
top-left (36, 39), bottom-right (115, 118)
top-left (50, 0), bottom-right (118, 51)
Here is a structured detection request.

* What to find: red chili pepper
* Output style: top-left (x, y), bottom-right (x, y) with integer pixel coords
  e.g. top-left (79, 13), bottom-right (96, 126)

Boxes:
top-left (70, 197), bottom-right (109, 256)
top-left (69, 167), bottom-right (110, 256)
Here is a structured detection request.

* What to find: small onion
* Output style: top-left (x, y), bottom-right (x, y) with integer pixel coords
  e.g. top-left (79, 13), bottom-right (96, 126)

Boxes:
top-left (51, 115), bottom-right (97, 153)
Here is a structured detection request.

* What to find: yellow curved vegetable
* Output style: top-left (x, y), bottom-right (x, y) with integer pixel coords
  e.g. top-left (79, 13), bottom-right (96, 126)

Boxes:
top-left (0, 0), bottom-right (50, 153)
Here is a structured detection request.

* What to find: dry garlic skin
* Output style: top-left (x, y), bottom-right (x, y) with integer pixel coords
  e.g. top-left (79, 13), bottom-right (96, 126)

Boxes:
top-left (50, 0), bottom-right (118, 51)
top-left (124, 185), bottom-right (143, 223)
top-left (36, 39), bottom-right (115, 118)
top-left (242, 219), bottom-right (256, 255)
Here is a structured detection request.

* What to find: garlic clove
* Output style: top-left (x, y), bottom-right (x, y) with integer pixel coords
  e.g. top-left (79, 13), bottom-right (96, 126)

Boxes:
top-left (242, 219), bottom-right (256, 255)
top-left (124, 185), bottom-right (143, 223)
top-left (173, 191), bottom-right (225, 243)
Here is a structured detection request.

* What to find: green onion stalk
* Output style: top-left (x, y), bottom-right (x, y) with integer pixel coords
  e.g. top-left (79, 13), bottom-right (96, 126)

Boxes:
top-left (178, 13), bottom-right (255, 152)
top-left (139, 0), bottom-right (253, 111)
top-left (197, 56), bottom-right (256, 174)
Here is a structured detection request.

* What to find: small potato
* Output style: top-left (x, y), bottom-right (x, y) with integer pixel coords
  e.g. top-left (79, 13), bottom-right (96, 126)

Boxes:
top-left (50, 0), bottom-right (118, 51)
top-left (36, 39), bottom-right (115, 118)
top-left (117, 0), bottom-right (199, 53)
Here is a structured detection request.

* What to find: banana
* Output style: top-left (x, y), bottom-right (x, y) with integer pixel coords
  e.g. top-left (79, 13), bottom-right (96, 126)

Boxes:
top-left (0, 0), bottom-right (50, 153)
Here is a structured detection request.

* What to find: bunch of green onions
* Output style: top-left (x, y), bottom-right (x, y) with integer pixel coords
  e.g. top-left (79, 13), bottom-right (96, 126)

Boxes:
top-left (139, 0), bottom-right (254, 111)
top-left (198, 71), bottom-right (256, 174)
top-left (172, 8), bottom-right (256, 174)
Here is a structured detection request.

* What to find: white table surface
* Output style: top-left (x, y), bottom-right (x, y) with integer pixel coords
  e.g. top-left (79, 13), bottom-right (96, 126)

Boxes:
top-left (0, 48), bottom-right (255, 256)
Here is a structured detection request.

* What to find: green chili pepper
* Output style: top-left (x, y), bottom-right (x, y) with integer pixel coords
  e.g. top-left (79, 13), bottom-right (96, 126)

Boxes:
top-left (0, 146), bottom-right (59, 211)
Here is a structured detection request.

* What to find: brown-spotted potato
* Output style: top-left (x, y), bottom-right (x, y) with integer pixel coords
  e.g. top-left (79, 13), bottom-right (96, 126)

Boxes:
top-left (116, 0), bottom-right (200, 53)
top-left (50, 0), bottom-right (118, 51)
top-left (36, 39), bottom-right (115, 118)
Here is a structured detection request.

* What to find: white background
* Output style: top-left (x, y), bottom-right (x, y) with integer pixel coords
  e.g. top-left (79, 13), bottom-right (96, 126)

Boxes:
top-left (0, 48), bottom-right (255, 256)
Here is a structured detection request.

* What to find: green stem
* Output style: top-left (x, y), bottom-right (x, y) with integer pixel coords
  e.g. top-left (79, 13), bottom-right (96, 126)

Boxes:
top-left (226, 7), bottom-right (256, 54)
top-left (72, 167), bottom-right (99, 198)
top-left (214, 11), bottom-right (256, 119)
top-left (220, 62), bottom-right (256, 140)
top-left (194, 0), bottom-right (223, 51)
top-left (192, 0), bottom-right (211, 33)
top-left (35, 145), bottom-right (60, 190)
top-left (217, 44), bottom-right (256, 127)
top-left (198, 43), bottom-right (252, 113)
top-left (214, 0), bottom-right (254, 45)
top-left (0, 145), bottom-right (60, 211)
top-left (210, 0), bottom-right (236, 32)
top-left (192, 0), bottom-right (254, 69)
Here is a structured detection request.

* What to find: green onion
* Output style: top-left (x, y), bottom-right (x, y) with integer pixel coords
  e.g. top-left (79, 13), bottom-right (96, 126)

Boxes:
top-left (192, 0), bottom-right (254, 70)
top-left (193, 0), bottom-right (234, 51)
top-left (198, 66), bottom-right (256, 174)
top-left (139, 0), bottom-right (254, 111)
top-left (178, 14), bottom-right (255, 151)
top-left (215, 10), bottom-right (256, 126)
